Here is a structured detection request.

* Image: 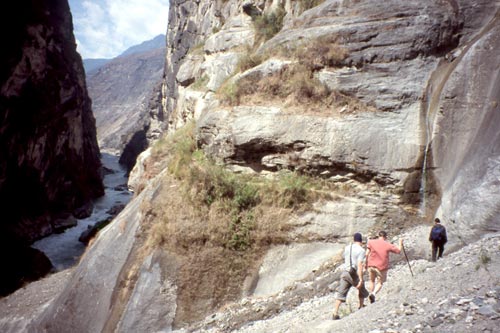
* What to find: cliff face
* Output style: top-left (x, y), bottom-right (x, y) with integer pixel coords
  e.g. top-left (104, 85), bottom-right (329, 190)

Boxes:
top-left (165, 0), bottom-right (500, 240)
top-left (0, 1), bottom-right (104, 294)
top-left (3, 0), bottom-right (500, 332)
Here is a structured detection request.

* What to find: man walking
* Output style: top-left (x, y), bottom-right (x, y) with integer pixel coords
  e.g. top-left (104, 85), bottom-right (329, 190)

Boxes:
top-left (429, 217), bottom-right (448, 261)
top-left (366, 231), bottom-right (403, 303)
top-left (332, 232), bottom-right (369, 320)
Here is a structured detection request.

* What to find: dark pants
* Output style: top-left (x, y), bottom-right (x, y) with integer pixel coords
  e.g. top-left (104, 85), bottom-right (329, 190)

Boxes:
top-left (431, 241), bottom-right (445, 261)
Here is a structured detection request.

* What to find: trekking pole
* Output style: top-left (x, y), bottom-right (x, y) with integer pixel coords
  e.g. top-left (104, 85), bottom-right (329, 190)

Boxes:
top-left (402, 243), bottom-right (414, 277)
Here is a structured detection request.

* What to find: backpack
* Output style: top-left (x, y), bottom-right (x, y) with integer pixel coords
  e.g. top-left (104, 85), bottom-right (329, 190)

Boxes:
top-left (430, 225), bottom-right (444, 241)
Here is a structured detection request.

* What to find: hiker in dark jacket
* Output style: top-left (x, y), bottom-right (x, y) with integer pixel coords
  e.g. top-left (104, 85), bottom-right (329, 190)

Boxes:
top-left (429, 218), bottom-right (448, 261)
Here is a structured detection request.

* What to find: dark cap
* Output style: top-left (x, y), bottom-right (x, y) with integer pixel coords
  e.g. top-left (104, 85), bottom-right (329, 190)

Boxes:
top-left (353, 233), bottom-right (363, 242)
top-left (435, 218), bottom-right (441, 223)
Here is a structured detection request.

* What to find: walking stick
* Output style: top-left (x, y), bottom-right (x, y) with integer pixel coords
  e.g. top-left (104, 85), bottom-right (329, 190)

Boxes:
top-left (402, 243), bottom-right (414, 277)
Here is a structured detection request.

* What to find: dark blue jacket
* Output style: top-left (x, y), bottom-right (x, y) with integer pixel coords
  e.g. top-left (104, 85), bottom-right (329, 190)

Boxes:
top-left (429, 224), bottom-right (447, 243)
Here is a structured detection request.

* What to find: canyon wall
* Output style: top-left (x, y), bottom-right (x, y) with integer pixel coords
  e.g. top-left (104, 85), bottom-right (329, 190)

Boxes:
top-left (0, 1), bottom-right (103, 295)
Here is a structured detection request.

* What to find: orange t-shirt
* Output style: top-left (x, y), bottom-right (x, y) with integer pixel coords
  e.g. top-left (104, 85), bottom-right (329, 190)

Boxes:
top-left (367, 238), bottom-right (401, 271)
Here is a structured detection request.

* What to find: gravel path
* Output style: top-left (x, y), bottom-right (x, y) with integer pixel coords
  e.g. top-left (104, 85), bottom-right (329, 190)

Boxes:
top-left (0, 269), bottom-right (72, 332)
top-left (1, 236), bottom-right (498, 333)
top-left (180, 234), bottom-right (500, 333)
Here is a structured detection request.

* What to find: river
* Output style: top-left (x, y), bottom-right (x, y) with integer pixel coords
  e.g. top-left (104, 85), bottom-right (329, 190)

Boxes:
top-left (32, 153), bottom-right (133, 270)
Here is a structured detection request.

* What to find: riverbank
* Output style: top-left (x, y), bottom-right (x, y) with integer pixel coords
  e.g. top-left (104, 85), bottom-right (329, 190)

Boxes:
top-left (32, 153), bottom-right (132, 270)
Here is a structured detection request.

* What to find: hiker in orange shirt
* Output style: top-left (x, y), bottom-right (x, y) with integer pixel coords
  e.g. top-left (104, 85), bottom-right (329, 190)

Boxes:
top-left (365, 230), bottom-right (403, 303)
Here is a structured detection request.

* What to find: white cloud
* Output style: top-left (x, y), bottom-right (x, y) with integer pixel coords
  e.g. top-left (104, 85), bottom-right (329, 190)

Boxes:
top-left (70, 0), bottom-right (169, 59)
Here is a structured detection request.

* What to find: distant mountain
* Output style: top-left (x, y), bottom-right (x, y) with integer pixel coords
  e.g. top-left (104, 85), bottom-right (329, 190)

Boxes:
top-left (83, 58), bottom-right (111, 74)
top-left (83, 34), bottom-right (165, 75)
top-left (119, 34), bottom-right (165, 57)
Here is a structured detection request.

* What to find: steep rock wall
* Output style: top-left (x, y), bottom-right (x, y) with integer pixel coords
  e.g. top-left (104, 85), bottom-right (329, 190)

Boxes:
top-left (193, 0), bottom-right (460, 193)
top-left (0, 1), bottom-right (104, 295)
top-left (169, 0), bottom-right (500, 240)
top-left (431, 5), bottom-right (500, 242)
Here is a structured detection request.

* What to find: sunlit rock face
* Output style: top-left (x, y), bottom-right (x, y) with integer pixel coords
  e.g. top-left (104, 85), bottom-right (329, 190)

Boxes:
top-left (0, 1), bottom-right (103, 295)
top-left (431, 10), bottom-right (500, 242)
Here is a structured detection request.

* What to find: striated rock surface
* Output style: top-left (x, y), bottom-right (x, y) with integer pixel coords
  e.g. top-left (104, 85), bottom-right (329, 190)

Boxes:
top-left (0, 0), bottom-right (103, 295)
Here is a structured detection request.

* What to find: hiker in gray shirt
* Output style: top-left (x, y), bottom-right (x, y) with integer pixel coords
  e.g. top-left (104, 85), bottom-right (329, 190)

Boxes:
top-left (332, 232), bottom-right (369, 320)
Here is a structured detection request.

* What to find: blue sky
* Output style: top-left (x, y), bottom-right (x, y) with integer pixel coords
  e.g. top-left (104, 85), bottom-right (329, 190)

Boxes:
top-left (68, 0), bottom-right (169, 59)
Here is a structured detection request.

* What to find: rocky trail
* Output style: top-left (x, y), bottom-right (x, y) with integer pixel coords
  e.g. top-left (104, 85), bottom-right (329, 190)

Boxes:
top-left (175, 234), bottom-right (500, 333)
top-left (1, 232), bottom-right (498, 333)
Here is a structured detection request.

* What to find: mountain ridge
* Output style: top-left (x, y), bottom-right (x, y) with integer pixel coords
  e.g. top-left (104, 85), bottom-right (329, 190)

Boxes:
top-left (83, 34), bottom-right (165, 74)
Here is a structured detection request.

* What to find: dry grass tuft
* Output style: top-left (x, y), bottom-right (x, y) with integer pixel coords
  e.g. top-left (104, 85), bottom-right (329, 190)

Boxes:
top-left (236, 46), bottom-right (268, 73)
top-left (253, 7), bottom-right (286, 45)
top-left (295, 36), bottom-right (349, 71)
top-left (297, 0), bottom-right (326, 14)
top-left (217, 35), bottom-right (363, 113)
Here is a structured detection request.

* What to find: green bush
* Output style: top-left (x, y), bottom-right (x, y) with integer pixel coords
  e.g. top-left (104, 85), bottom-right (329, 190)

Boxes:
top-left (218, 81), bottom-right (241, 105)
top-left (166, 123), bottom-right (198, 179)
top-left (276, 171), bottom-right (312, 208)
top-left (227, 212), bottom-right (255, 251)
top-left (190, 75), bottom-right (209, 91)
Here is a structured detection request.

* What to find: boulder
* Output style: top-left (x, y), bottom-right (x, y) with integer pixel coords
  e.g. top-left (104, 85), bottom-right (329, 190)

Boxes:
top-left (73, 201), bottom-right (94, 219)
top-left (106, 204), bottom-right (126, 216)
top-left (78, 218), bottom-right (112, 245)
top-left (51, 214), bottom-right (77, 234)
top-left (201, 52), bottom-right (242, 91)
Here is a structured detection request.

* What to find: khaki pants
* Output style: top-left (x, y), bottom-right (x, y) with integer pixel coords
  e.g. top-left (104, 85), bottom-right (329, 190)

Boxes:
top-left (368, 266), bottom-right (388, 283)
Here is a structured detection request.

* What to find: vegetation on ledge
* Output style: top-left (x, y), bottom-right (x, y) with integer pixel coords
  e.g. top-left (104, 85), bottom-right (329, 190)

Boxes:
top-left (142, 122), bottom-right (337, 324)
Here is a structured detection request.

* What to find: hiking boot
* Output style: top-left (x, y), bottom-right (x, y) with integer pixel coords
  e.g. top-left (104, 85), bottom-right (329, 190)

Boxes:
top-left (332, 314), bottom-right (340, 320)
top-left (369, 293), bottom-right (376, 303)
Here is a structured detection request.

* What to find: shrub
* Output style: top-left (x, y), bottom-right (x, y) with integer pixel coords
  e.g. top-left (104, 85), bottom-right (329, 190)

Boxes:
top-left (218, 80), bottom-right (241, 106)
top-left (218, 34), bottom-right (351, 109)
top-left (190, 75), bottom-right (209, 91)
top-left (141, 120), bottom-right (341, 325)
top-left (276, 171), bottom-right (312, 208)
top-left (298, 0), bottom-right (326, 13)
top-left (227, 212), bottom-right (255, 251)
top-left (165, 123), bottom-right (198, 179)
top-left (295, 37), bottom-right (349, 71)
top-left (237, 50), bottom-right (266, 73)
top-left (253, 7), bottom-right (286, 44)
top-left (286, 64), bottom-right (330, 100)
top-left (476, 246), bottom-right (491, 271)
